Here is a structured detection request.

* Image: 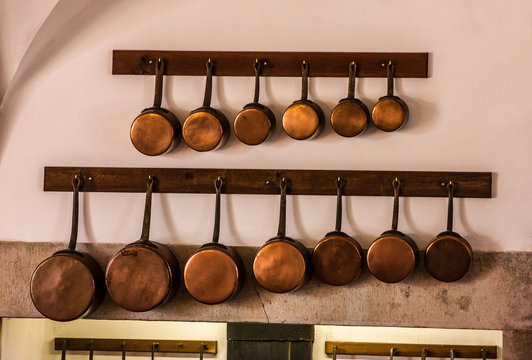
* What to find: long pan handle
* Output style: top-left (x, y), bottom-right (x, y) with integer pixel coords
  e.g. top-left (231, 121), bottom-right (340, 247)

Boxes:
top-left (67, 176), bottom-right (81, 251)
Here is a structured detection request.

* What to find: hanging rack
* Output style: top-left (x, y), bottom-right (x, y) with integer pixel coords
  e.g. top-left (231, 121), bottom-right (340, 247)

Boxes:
top-left (325, 342), bottom-right (496, 358)
top-left (55, 338), bottom-right (216, 354)
top-left (43, 167), bottom-right (491, 198)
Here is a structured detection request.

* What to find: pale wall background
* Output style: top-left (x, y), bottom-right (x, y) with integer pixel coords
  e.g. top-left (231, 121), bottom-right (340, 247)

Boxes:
top-left (1, 0), bottom-right (531, 251)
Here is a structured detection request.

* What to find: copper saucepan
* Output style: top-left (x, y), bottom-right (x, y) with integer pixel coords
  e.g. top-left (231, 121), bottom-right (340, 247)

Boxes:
top-left (371, 61), bottom-right (409, 132)
top-left (253, 178), bottom-right (310, 293)
top-left (184, 177), bottom-right (244, 304)
top-left (367, 178), bottom-right (419, 283)
top-left (282, 61), bottom-right (324, 140)
top-left (105, 176), bottom-right (179, 312)
top-left (312, 178), bottom-right (363, 286)
top-left (425, 181), bottom-right (473, 282)
top-left (130, 58), bottom-right (181, 156)
top-left (233, 59), bottom-right (276, 145)
top-left (182, 59), bottom-right (229, 151)
top-left (30, 175), bottom-right (105, 321)
top-left (330, 62), bottom-right (370, 137)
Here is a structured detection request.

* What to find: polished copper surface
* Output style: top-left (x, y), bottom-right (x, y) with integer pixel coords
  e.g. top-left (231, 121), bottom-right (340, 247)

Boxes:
top-left (182, 111), bottom-right (226, 151)
top-left (130, 112), bottom-right (178, 156)
top-left (30, 254), bottom-right (97, 321)
top-left (184, 248), bottom-right (241, 304)
top-left (331, 101), bottom-right (368, 137)
top-left (105, 244), bottom-right (175, 312)
top-left (253, 240), bottom-right (307, 293)
top-left (234, 107), bottom-right (273, 145)
top-left (425, 233), bottom-right (473, 282)
top-left (312, 233), bottom-right (363, 286)
top-left (282, 103), bottom-right (321, 140)
top-left (371, 98), bottom-right (408, 132)
top-left (367, 234), bottom-right (417, 283)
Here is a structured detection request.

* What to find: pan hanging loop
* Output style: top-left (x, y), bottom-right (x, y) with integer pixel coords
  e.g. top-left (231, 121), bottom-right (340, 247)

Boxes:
top-left (389, 347), bottom-right (396, 360)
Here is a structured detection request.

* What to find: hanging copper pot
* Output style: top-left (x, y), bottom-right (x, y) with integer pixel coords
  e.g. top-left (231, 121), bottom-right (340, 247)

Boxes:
top-left (184, 177), bottom-right (244, 304)
top-left (30, 175), bottom-right (105, 321)
top-left (282, 61), bottom-right (324, 140)
top-left (312, 178), bottom-right (363, 286)
top-left (105, 176), bottom-right (179, 312)
top-left (233, 59), bottom-right (276, 145)
top-left (425, 181), bottom-right (473, 282)
top-left (330, 62), bottom-right (370, 137)
top-left (371, 61), bottom-right (409, 132)
top-left (367, 178), bottom-right (419, 283)
top-left (253, 178), bottom-right (310, 293)
top-left (130, 58), bottom-right (181, 156)
top-left (182, 59), bottom-right (229, 151)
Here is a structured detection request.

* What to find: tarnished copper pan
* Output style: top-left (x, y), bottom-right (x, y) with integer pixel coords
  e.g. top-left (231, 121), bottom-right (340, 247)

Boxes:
top-left (30, 176), bottom-right (105, 321)
top-left (253, 178), bottom-right (310, 293)
top-left (183, 59), bottom-right (229, 151)
top-left (330, 62), bottom-right (369, 137)
top-left (372, 61), bottom-right (409, 132)
top-left (184, 178), bottom-right (244, 304)
top-left (234, 60), bottom-right (275, 145)
top-left (282, 61), bottom-right (324, 140)
top-left (130, 58), bottom-right (181, 156)
top-left (105, 176), bottom-right (179, 312)
top-left (367, 178), bottom-right (418, 283)
top-left (312, 178), bottom-right (363, 286)
top-left (425, 181), bottom-right (473, 282)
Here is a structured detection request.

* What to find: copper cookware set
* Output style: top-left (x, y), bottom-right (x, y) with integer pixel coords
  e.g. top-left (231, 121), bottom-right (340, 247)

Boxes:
top-left (129, 58), bottom-right (409, 156)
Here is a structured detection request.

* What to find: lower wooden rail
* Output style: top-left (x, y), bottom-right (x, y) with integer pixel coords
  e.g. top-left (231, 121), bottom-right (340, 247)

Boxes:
top-left (54, 338), bottom-right (216, 354)
top-left (325, 342), bottom-right (497, 358)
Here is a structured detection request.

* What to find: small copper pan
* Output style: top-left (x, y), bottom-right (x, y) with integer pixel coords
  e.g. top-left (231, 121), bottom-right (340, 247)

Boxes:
top-left (30, 175), bottom-right (105, 321)
top-left (105, 176), bottom-right (179, 312)
top-left (234, 59), bottom-right (276, 145)
top-left (253, 178), bottom-right (310, 293)
top-left (282, 61), bottom-right (324, 140)
top-left (130, 58), bottom-right (181, 156)
top-left (182, 59), bottom-right (229, 151)
top-left (331, 62), bottom-right (370, 137)
top-left (184, 177), bottom-right (244, 304)
top-left (367, 178), bottom-right (419, 283)
top-left (425, 181), bottom-right (473, 282)
top-left (371, 61), bottom-right (409, 132)
top-left (312, 178), bottom-right (363, 286)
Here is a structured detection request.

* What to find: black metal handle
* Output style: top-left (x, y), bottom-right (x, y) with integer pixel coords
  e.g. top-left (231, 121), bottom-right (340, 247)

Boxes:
top-left (139, 176), bottom-right (154, 242)
top-left (347, 62), bottom-right (357, 99)
top-left (151, 343), bottom-right (158, 360)
top-left (334, 178), bottom-right (343, 232)
top-left (301, 61), bottom-right (309, 101)
top-left (199, 343), bottom-right (205, 360)
top-left (391, 178), bottom-right (400, 231)
top-left (386, 60), bottom-right (395, 97)
top-left (277, 178), bottom-right (288, 237)
top-left (253, 59), bottom-right (261, 104)
top-left (61, 340), bottom-right (67, 360)
top-left (152, 58), bottom-right (165, 108)
top-left (121, 341), bottom-right (126, 360)
top-left (212, 177), bottom-right (223, 243)
top-left (202, 59), bottom-right (213, 108)
top-left (446, 181), bottom-right (455, 232)
top-left (67, 175), bottom-right (81, 251)
top-left (89, 342), bottom-right (94, 360)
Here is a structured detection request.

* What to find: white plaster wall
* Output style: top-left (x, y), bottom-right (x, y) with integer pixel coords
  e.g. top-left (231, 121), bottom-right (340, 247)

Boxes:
top-left (0, 0), bottom-right (531, 251)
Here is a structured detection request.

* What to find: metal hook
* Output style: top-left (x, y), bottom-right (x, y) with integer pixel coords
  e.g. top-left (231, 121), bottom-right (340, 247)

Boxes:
top-left (392, 177), bottom-right (400, 189)
top-left (450, 349), bottom-right (455, 360)
top-left (332, 344), bottom-right (337, 360)
top-left (147, 175), bottom-right (154, 186)
top-left (280, 177), bottom-right (287, 191)
top-left (199, 343), bottom-right (205, 360)
top-left (61, 339), bottom-right (67, 360)
top-left (214, 176), bottom-right (223, 190)
top-left (89, 341), bottom-right (94, 360)
top-left (390, 347), bottom-right (396, 360)
top-left (481, 348), bottom-right (488, 360)
top-left (121, 341), bottom-right (126, 360)
top-left (151, 342), bottom-right (158, 360)
top-left (421, 348), bottom-right (427, 360)
top-left (336, 177), bottom-right (343, 189)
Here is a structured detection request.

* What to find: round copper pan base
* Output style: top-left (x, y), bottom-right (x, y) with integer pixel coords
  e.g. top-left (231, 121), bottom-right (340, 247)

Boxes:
top-left (182, 110), bottom-right (228, 151)
top-left (234, 107), bottom-right (274, 145)
top-left (425, 232), bottom-right (472, 282)
top-left (330, 100), bottom-right (369, 137)
top-left (30, 253), bottom-right (102, 321)
top-left (130, 110), bottom-right (180, 156)
top-left (371, 97), bottom-right (409, 132)
top-left (282, 102), bottom-right (323, 140)
top-left (312, 232), bottom-right (363, 286)
top-left (184, 247), bottom-right (242, 304)
top-left (367, 232), bottom-right (418, 283)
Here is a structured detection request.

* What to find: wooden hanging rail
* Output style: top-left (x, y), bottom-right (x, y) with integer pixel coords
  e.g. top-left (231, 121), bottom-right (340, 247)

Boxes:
top-left (54, 338), bottom-right (216, 353)
top-left (325, 342), bottom-right (497, 358)
top-left (44, 167), bottom-right (491, 198)
top-left (112, 50), bottom-right (428, 78)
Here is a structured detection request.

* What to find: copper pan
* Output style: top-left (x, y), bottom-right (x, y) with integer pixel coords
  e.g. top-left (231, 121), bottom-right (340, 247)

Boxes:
top-left (371, 61), bottom-right (409, 132)
top-left (130, 58), bottom-right (181, 156)
top-left (182, 59), bottom-right (229, 151)
top-left (282, 61), bottom-right (324, 140)
top-left (312, 178), bottom-right (363, 286)
top-left (253, 178), bottom-right (310, 293)
top-left (367, 178), bottom-right (418, 283)
top-left (234, 59), bottom-right (275, 145)
top-left (330, 62), bottom-right (369, 137)
top-left (425, 181), bottom-right (473, 282)
top-left (30, 175), bottom-right (105, 321)
top-left (184, 177), bottom-right (244, 304)
top-left (105, 176), bottom-right (179, 312)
